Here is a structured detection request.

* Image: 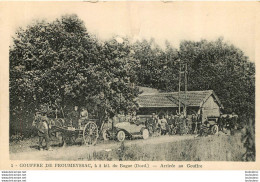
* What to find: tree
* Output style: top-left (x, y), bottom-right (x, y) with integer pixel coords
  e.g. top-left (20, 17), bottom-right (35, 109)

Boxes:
top-left (9, 15), bottom-right (139, 136)
top-left (133, 37), bottom-right (254, 118)
top-left (179, 38), bottom-right (255, 117)
top-left (132, 39), bottom-right (179, 91)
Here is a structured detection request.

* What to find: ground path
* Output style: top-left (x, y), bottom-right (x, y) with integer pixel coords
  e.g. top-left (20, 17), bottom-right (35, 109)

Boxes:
top-left (10, 135), bottom-right (197, 160)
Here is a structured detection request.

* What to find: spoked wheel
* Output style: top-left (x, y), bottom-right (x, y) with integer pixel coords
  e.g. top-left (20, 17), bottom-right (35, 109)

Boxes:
top-left (56, 118), bottom-right (65, 127)
top-left (83, 121), bottom-right (98, 146)
top-left (142, 129), bottom-right (149, 140)
top-left (117, 130), bottom-right (125, 142)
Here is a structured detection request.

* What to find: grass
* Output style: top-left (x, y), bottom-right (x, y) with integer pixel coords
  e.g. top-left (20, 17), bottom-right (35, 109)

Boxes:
top-left (83, 133), bottom-right (246, 161)
top-left (9, 131), bottom-right (247, 161)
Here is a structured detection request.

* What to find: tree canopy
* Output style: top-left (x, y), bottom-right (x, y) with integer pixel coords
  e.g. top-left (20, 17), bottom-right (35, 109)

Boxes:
top-left (9, 15), bottom-right (139, 134)
top-left (10, 14), bottom-right (255, 135)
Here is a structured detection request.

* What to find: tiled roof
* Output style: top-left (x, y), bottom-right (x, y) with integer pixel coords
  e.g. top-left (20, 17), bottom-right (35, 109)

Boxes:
top-left (138, 86), bottom-right (159, 95)
top-left (137, 94), bottom-right (179, 108)
top-left (137, 90), bottom-right (223, 108)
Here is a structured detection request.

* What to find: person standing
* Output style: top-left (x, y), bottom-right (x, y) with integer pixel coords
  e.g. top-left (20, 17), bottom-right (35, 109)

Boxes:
top-left (68, 106), bottom-right (80, 128)
top-left (226, 115), bottom-right (231, 131)
top-left (230, 112), bottom-right (237, 135)
top-left (135, 116), bottom-right (141, 125)
top-left (32, 111), bottom-right (52, 151)
top-left (78, 107), bottom-right (89, 129)
top-left (126, 113), bottom-right (132, 123)
top-left (175, 114), bottom-right (181, 134)
top-left (167, 114), bottom-right (174, 135)
top-left (198, 113), bottom-right (203, 132)
top-left (160, 115), bottom-right (168, 135)
top-left (199, 119), bottom-right (210, 137)
top-left (218, 115), bottom-right (224, 132)
top-left (179, 112), bottom-right (185, 135)
top-left (144, 113), bottom-right (153, 136)
top-left (151, 113), bottom-right (157, 131)
top-left (191, 114), bottom-right (197, 134)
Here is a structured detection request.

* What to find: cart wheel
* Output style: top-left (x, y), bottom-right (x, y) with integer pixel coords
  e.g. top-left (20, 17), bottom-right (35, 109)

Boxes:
top-left (211, 125), bottom-right (219, 135)
top-left (83, 121), bottom-right (98, 146)
top-left (117, 130), bottom-right (125, 142)
top-left (142, 129), bottom-right (149, 140)
top-left (56, 118), bottom-right (65, 127)
top-left (102, 129), bottom-right (109, 141)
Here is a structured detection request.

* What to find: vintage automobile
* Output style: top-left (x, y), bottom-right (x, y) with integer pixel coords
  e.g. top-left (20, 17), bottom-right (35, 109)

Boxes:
top-left (103, 120), bottom-right (149, 142)
top-left (201, 116), bottom-right (219, 135)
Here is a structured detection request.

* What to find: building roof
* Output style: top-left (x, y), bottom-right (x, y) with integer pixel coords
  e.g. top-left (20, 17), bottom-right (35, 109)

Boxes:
top-left (138, 86), bottom-right (159, 95)
top-left (137, 90), bottom-right (223, 109)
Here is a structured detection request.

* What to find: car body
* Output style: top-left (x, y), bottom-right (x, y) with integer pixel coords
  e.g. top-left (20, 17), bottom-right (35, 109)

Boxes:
top-left (103, 121), bottom-right (149, 142)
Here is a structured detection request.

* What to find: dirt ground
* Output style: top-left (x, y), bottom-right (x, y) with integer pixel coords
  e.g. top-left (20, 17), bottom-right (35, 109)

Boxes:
top-left (10, 134), bottom-right (200, 161)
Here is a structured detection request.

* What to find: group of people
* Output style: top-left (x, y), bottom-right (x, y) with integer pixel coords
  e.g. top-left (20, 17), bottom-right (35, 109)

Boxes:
top-left (67, 106), bottom-right (89, 129)
top-left (32, 105), bottom-right (238, 151)
top-left (32, 106), bottom-right (89, 151)
top-left (32, 110), bottom-right (53, 151)
top-left (218, 112), bottom-right (238, 135)
top-left (144, 112), bottom-right (200, 136)
top-left (143, 112), bottom-right (238, 136)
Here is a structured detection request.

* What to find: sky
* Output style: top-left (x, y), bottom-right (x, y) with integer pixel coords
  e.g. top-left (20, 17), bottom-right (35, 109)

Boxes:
top-left (2, 2), bottom-right (258, 62)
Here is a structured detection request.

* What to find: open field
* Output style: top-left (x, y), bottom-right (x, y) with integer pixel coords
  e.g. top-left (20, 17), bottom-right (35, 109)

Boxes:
top-left (10, 130), bottom-right (246, 161)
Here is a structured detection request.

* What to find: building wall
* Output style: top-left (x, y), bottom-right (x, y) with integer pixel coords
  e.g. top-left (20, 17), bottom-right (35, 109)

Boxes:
top-left (202, 95), bottom-right (221, 120)
top-left (138, 107), bottom-right (179, 117)
top-left (138, 95), bottom-right (221, 121)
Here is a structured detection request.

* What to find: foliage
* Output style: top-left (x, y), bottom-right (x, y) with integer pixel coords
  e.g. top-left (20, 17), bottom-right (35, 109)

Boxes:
top-left (179, 38), bottom-right (255, 117)
top-left (242, 118), bottom-right (255, 161)
top-left (9, 14), bottom-right (139, 135)
top-left (132, 39), bottom-right (179, 91)
top-left (10, 14), bottom-right (255, 137)
top-left (133, 38), bottom-right (255, 118)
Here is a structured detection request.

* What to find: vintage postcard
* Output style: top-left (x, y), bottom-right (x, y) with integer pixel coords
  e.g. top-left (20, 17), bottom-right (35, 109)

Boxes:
top-left (0, 1), bottom-right (259, 170)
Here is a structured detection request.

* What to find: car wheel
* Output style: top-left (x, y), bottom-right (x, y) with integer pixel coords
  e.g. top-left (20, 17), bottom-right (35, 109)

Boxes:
top-left (117, 130), bottom-right (125, 142)
top-left (211, 125), bottom-right (219, 135)
top-left (142, 129), bottom-right (149, 140)
top-left (102, 129), bottom-right (109, 141)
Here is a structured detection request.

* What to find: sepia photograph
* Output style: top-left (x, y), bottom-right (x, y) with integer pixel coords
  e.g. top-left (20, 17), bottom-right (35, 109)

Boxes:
top-left (1, 2), bottom-right (258, 167)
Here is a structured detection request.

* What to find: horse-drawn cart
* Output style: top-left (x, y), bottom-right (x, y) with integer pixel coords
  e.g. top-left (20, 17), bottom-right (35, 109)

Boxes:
top-left (51, 119), bottom-right (99, 146)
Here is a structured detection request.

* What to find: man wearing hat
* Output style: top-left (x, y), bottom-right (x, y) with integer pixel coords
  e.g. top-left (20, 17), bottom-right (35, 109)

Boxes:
top-left (179, 112), bottom-right (186, 135)
top-left (160, 115), bottom-right (168, 135)
top-left (78, 107), bottom-right (89, 129)
top-left (68, 106), bottom-right (80, 128)
top-left (145, 113), bottom-right (156, 135)
top-left (32, 110), bottom-right (52, 151)
top-left (230, 112), bottom-right (237, 135)
top-left (191, 114), bottom-right (197, 134)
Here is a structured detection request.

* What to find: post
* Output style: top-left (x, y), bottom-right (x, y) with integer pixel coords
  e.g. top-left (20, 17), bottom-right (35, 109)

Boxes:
top-left (184, 63), bottom-right (187, 117)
